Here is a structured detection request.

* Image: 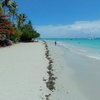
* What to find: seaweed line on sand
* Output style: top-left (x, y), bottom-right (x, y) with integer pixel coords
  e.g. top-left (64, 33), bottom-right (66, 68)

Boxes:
top-left (43, 41), bottom-right (57, 100)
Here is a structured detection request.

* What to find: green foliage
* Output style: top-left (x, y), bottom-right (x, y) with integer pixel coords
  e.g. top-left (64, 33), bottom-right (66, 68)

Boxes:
top-left (33, 31), bottom-right (40, 39)
top-left (10, 29), bottom-right (22, 42)
top-left (20, 24), bottom-right (40, 42)
top-left (17, 14), bottom-right (26, 30)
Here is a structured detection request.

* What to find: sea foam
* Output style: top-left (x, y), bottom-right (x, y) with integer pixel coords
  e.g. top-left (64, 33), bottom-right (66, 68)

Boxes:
top-left (57, 41), bottom-right (100, 60)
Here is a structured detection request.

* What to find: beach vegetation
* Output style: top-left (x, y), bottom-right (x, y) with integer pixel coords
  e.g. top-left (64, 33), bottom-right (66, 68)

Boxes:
top-left (20, 21), bottom-right (40, 42)
top-left (10, 28), bottom-right (22, 42)
top-left (0, 7), bottom-right (15, 46)
top-left (16, 13), bottom-right (26, 30)
top-left (0, 0), bottom-right (40, 46)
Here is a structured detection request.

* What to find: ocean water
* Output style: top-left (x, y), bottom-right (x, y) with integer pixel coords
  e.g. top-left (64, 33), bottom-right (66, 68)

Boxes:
top-left (41, 38), bottom-right (100, 60)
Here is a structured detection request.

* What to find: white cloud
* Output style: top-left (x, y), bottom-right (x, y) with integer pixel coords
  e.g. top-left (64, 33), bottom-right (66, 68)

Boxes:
top-left (35, 20), bottom-right (100, 38)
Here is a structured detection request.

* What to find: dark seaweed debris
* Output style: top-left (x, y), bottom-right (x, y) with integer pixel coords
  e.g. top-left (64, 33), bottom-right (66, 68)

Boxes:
top-left (43, 41), bottom-right (57, 100)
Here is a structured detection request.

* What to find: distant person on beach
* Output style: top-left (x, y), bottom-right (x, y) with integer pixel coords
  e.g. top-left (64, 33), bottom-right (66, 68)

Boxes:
top-left (55, 41), bottom-right (57, 46)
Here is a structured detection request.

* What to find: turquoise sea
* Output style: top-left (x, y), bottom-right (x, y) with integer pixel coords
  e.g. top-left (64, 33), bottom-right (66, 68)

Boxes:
top-left (41, 38), bottom-right (100, 60)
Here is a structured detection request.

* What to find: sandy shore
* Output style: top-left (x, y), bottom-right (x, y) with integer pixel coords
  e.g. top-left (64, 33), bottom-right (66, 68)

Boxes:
top-left (47, 42), bottom-right (88, 100)
top-left (1, 41), bottom-right (100, 100)
top-left (47, 41), bottom-right (100, 100)
top-left (0, 42), bottom-right (51, 100)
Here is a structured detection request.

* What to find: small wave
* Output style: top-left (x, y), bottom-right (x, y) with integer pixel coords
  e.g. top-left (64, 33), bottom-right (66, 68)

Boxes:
top-left (79, 49), bottom-right (87, 52)
top-left (58, 41), bottom-right (100, 60)
top-left (86, 55), bottom-right (100, 60)
top-left (58, 42), bottom-right (87, 53)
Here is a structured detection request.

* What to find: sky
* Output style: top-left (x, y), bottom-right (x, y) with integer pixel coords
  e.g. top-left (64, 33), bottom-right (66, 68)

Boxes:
top-left (17, 0), bottom-right (100, 38)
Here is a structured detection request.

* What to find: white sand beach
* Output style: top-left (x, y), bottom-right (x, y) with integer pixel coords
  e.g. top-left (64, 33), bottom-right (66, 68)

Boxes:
top-left (0, 41), bottom-right (100, 100)
top-left (47, 41), bottom-right (100, 100)
top-left (0, 42), bottom-right (49, 100)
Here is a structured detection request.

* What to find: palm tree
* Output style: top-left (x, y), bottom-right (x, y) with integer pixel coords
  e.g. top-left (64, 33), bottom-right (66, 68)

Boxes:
top-left (9, 1), bottom-right (17, 24)
top-left (0, 2), bottom-right (2, 9)
top-left (16, 13), bottom-right (26, 30)
top-left (1, 0), bottom-right (11, 14)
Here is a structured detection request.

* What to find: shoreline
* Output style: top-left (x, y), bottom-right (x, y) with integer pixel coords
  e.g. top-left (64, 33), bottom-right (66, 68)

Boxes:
top-left (47, 41), bottom-right (89, 100)
top-left (47, 41), bottom-right (100, 100)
